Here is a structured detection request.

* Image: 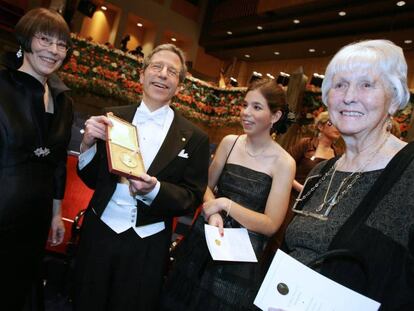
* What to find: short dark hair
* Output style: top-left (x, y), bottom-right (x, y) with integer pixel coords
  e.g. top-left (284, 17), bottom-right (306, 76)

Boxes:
top-left (15, 8), bottom-right (72, 54)
top-left (247, 78), bottom-right (290, 134)
top-left (142, 43), bottom-right (187, 83)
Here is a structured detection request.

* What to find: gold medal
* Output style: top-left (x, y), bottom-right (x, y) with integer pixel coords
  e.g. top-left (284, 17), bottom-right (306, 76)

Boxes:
top-left (120, 152), bottom-right (138, 168)
top-left (277, 282), bottom-right (289, 295)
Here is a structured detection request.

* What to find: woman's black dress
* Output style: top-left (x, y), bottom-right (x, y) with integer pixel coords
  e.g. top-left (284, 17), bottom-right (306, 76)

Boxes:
top-left (0, 55), bottom-right (73, 309)
top-left (161, 163), bottom-right (272, 310)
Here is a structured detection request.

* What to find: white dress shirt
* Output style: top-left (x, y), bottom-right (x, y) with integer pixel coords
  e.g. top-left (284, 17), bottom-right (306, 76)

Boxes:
top-left (78, 101), bottom-right (174, 237)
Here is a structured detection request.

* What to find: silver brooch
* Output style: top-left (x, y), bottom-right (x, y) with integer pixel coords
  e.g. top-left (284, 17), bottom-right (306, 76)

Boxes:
top-left (34, 147), bottom-right (50, 157)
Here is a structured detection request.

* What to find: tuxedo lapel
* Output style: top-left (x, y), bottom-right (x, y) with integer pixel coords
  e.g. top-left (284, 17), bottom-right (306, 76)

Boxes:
top-left (147, 113), bottom-right (192, 176)
top-left (124, 106), bottom-right (138, 122)
top-left (105, 104), bottom-right (139, 123)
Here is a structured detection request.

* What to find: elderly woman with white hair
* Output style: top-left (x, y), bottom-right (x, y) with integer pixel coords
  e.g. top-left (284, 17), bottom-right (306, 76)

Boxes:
top-left (283, 39), bottom-right (414, 310)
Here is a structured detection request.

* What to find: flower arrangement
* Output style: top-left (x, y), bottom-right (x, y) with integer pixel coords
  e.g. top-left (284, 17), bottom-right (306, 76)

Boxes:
top-left (172, 76), bottom-right (245, 126)
top-left (59, 34), bottom-right (142, 104)
top-left (393, 97), bottom-right (413, 138)
top-left (299, 91), bottom-right (325, 125)
top-left (58, 34), bottom-right (414, 134)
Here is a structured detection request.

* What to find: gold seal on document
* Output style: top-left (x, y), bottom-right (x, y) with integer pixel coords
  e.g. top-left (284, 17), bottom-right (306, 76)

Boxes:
top-left (120, 152), bottom-right (138, 168)
top-left (215, 239), bottom-right (221, 246)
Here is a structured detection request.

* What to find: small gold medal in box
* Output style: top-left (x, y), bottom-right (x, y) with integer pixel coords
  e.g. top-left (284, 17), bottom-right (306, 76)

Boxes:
top-left (105, 112), bottom-right (145, 179)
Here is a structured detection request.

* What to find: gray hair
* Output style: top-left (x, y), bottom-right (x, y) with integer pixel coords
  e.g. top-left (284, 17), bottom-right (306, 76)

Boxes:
top-left (321, 39), bottom-right (410, 112)
top-left (142, 43), bottom-right (187, 83)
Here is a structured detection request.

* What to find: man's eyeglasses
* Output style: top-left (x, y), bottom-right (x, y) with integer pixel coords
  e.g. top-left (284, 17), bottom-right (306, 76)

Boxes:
top-left (148, 62), bottom-right (180, 78)
top-left (34, 35), bottom-right (69, 53)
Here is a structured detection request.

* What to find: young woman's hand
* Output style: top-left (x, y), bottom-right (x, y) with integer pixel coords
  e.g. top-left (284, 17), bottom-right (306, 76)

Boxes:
top-left (208, 213), bottom-right (224, 237)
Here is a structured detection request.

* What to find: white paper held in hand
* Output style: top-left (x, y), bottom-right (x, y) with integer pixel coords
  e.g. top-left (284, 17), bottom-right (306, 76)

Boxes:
top-left (204, 224), bottom-right (257, 262)
top-left (254, 250), bottom-right (380, 311)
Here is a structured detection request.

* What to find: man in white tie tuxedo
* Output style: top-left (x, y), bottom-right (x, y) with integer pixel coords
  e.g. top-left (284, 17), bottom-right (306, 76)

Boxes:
top-left (74, 44), bottom-right (210, 311)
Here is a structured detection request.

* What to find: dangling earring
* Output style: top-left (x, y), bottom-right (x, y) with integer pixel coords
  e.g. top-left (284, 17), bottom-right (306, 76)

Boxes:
top-left (16, 46), bottom-right (23, 58)
top-left (270, 122), bottom-right (276, 140)
top-left (386, 116), bottom-right (393, 132)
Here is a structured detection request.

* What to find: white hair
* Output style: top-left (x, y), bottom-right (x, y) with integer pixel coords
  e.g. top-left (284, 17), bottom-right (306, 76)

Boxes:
top-left (321, 39), bottom-right (410, 111)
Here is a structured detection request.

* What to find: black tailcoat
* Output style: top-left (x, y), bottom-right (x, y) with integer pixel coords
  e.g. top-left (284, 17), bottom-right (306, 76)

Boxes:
top-left (75, 104), bottom-right (209, 310)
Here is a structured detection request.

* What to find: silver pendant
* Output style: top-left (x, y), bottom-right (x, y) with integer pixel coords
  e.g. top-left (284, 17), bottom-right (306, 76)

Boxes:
top-left (323, 201), bottom-right (337, 217)
top-left (317, 191), bottom-right (339, 213)
top-left (34, 147), bottom-right (50, 157)
top-left (315, 202), bottom-right (325, 212)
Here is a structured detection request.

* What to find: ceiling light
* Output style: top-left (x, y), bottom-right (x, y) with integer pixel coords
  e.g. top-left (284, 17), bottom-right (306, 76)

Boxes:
top-left (230, 77), bottom-right (238, 87)
top-left (396, 1), bottom-right (406, 6)
top-left (338, 11), bottom-right (346, 16)
top-left (293, 19), bottom-right (300, 24)
top-left (227, 31), bottom-right (232, 35)
top-left (277, 73), bottom-right (290, 86)
top-left (171, 38), bottom-right (177, 42)
top-left (274, 51), bottom-right (280, 55)
top-left (404, 39), bottom-right (412, 44)
top-left (257, 26), bottom-right (263, 30)
top-left (101, 6), bottom-right (107, 11)
top-left (266, 73), bottom-right (275, 79)
top-left (309, 48), bottom-right (316, 53)
top-left (137, 23), bottom-right (143, 27)
top-left (244, 54), bottom-right (250, 58)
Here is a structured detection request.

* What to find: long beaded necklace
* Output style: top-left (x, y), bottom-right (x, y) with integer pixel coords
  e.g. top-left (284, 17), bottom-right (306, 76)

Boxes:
top-left (293, 132), bottom-right (390, 220)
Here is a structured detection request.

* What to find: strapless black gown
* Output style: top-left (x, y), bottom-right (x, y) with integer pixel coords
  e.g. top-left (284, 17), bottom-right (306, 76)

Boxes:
top-left (161, 163), bottom-right (272, 311)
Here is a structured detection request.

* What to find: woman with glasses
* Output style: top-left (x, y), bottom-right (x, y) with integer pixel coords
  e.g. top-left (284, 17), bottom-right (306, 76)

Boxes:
top-left (289, 111), bottom-right (342, 193)
top-left (161, 79), bottom-right (295, 311)
top-left (0, 8), bottom-right (73, 309)
top-left (283, 40), bottom-right (414, 310)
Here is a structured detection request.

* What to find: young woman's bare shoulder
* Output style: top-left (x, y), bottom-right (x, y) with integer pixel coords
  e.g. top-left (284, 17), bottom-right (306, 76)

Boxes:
top-left (219, 134), bottom-right (241, 151)
top-left (271, 143), bottom-right (296, 169)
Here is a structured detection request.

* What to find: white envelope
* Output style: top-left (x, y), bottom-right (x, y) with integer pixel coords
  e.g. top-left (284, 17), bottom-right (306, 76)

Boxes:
top-left (204, 224), bottom-right (257, 262)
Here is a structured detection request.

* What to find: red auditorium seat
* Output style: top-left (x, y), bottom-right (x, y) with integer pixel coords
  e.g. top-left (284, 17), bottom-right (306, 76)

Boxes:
top-left (45, 152), bottom-right (93, 254)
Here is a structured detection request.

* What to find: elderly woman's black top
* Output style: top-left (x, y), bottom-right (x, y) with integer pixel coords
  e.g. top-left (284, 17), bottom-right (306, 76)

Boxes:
top-left (285, 142), bottom-right (414, 310)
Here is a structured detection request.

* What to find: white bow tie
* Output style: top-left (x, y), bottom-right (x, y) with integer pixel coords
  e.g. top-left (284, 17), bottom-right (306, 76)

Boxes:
top-left (135, 109), bottom-right (166, 127)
